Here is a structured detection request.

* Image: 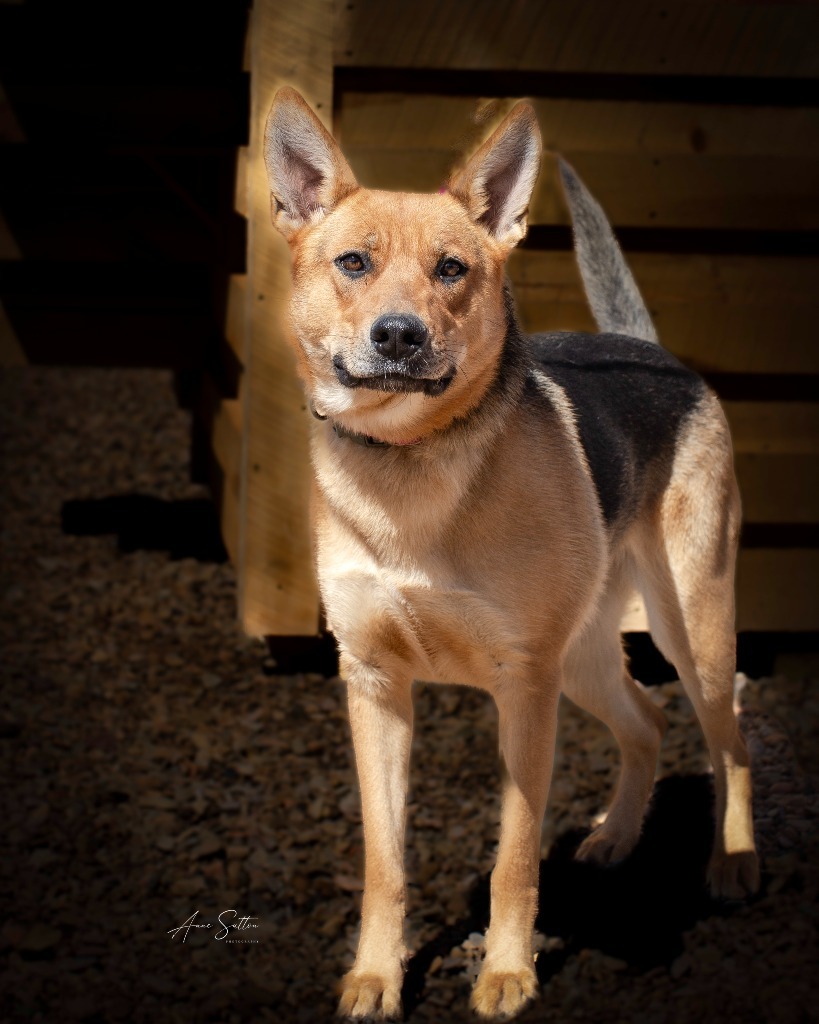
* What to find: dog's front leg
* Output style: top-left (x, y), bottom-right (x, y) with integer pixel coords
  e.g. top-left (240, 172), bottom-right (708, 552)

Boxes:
top-left (338, 661), bottom-right (413, 1020)
top-left (472, 678), bottom-right (559, 1020)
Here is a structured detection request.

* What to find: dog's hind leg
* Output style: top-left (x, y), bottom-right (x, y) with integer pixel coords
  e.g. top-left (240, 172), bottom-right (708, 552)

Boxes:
top-left (631, 400), bottom-right (759, 900)
top-left (470, 671), bottom-right (560, 1020)
top-left (563, 568), bottom-right (667, 865)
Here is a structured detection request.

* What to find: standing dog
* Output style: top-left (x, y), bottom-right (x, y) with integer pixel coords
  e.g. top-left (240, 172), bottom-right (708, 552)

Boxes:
top-left (263, 89), bottom-right (759, 1020)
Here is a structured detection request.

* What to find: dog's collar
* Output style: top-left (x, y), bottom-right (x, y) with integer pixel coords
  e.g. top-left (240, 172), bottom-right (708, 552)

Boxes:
top-left (310, 404), bottom-right (421, 448)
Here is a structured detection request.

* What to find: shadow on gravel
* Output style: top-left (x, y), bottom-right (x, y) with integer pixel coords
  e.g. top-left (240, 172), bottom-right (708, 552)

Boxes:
top-left (61, 494), bottom-right (228, 562)
top-left (403, 774), bottom-right (748, 1015)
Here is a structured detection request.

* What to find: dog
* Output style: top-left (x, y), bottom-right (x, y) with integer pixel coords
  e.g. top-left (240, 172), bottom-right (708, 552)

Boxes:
top-left (263, 88), bottom-right (759, 1020)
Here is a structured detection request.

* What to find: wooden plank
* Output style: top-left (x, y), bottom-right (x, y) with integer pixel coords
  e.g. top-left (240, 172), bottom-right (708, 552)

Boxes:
top-left (621, 549), bottom-right (819, 632)
top-left (736, 454), bottom-right (819, 524)
top-left (736, 549), bottom-right (819, 630)
top-left (225, 273), bottom-right (247, 366)
top-left (343, 147), bottom-right (819, 231)
top-left (238, 0), bottom-right (328, 636)
top-left (336, 0), bottom-right (819, 78)
top-left (507, 251), bottom-right (819, 374)
top-left (339, 94), bottom-right (819, 229)
top-left (726, 402), bottom-right (819, 454)
top-left (340, 94), bottom-right (819, 158)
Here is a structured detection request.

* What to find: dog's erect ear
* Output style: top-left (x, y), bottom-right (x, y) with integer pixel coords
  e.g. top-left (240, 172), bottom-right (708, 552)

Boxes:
top-left (264, 87), bottom-right (358, 239)
top-left (448, 103), bottom-right (542, 250)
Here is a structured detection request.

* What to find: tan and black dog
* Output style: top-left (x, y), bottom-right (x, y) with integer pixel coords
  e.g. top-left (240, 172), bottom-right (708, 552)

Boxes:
top-left (263, 88), bottom-right (759, 1020)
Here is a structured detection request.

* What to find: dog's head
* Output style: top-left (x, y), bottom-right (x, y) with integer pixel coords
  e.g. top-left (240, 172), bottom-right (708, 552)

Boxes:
top-left (264, 88), bottom-right (542, 444)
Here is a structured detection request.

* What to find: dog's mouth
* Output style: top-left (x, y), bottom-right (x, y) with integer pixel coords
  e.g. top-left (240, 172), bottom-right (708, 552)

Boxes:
top-left (332, 356), bottom-right (455, 397)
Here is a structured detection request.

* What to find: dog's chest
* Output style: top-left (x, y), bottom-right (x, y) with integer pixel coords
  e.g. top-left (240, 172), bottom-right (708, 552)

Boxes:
top-left (315, 437), bottom-right (484, 555)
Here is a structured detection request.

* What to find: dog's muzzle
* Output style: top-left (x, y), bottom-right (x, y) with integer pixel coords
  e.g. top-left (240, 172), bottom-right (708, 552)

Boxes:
top-left (333, 313), bottom-right (454, 396)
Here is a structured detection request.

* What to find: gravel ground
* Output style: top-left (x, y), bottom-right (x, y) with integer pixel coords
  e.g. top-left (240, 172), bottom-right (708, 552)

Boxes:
top-left (1, 367), bottom-right (817, 1024)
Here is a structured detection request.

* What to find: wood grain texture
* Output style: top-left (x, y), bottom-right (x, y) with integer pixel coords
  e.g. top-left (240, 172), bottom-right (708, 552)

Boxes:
top-left (339, 95), bottom-right (819, 230)
top-left (239, 0), bottom-right (329, 635)
top-left (736, 454), bottom-right (819, 524)
top-left (726, 402), bottom-right (819, 454)
top-left (621, 550), bottom-right (819, 632)
top-left (335, 0), bottom-right (819, 78)
top-left (340, 94), bottom-right (819, 157)
top-left (735, 549), bottom-right (819, 631)
top-left (508, 251), bottom-right (819, 374)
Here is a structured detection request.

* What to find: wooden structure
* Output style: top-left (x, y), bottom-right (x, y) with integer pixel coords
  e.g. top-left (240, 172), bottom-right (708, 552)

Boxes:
top-left (3, 0), bottom-right (818, 639)
top-left (216, 0), bottom-right (819, 637)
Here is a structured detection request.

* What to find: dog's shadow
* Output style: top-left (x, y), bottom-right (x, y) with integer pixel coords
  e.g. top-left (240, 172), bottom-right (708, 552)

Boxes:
top-left (403, 774), bottom-right (748, 1014)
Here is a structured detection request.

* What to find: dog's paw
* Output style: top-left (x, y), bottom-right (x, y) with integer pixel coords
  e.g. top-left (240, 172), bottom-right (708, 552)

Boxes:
top-left (707, 849), bottom-right (760, 900)
top-left (337, 970), bottom-right (403, 1020)
top-left (470, 966), bottom-right (537, 1020)
top-left (574, 824), bottom-right (638, 866)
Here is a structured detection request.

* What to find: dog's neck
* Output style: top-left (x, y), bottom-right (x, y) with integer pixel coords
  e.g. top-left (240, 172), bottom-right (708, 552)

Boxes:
top-left (309, 404), bottom-right (423, 448)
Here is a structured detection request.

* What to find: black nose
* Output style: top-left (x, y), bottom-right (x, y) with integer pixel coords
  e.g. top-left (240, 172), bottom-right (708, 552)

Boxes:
top-left (370, 313), bottom-right (429, 361)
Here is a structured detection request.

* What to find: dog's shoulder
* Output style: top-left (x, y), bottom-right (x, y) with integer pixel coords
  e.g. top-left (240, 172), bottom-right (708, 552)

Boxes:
top-left (526, 331), bottom-right (709, 526)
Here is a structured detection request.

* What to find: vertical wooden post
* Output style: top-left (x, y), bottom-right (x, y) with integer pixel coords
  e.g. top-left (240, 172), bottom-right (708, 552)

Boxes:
top-left (238, 0), bottom-right (332, 635)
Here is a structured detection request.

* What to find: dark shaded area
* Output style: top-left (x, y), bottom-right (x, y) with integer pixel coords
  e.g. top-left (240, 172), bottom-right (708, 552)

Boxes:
top-left (0, 0), bottom-right (249, 372)
top-left (264, 633), bottom-right (341, 677)
top-left (696, 373), bottom-right (819, 402)
top-left (521, 224), bottom-right (819, 257)
top-left (626, 631), bottom-right (819, 683)
top-left (403, 775), bottom-right (746, 1015)
top-left (61, 495), bottom-right (228, 563)
top-left (741, 523), bottom-right (819, 548)
top-left (532, 775), bottom-right (721, 968)
top-left (623, 632), bottom-right (678, 684)
top-left (258, 632), bottom-right (819, 689)
top-left (335, 67), bottom-right (819, 108)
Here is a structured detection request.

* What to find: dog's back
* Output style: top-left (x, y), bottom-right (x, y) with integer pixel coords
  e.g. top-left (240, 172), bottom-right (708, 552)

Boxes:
top-left (530, 330), bottom-right (706, 528)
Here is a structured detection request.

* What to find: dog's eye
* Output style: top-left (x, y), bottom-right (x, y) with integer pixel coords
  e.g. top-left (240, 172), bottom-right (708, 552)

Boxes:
top-left (336, 252), bottom-right (367, 275)
top-left (437, 257), bottom-right (467, 280)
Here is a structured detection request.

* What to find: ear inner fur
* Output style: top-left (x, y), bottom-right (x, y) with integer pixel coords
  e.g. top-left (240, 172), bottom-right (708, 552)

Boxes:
top-left (263, 87), bottom-right (358, 236)
top-left (448, 102), bottom-right (542, 250)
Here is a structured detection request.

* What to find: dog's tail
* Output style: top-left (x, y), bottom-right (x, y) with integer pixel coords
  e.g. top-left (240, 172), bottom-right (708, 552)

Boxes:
top-left (558, 158), bottom-right (658, 344)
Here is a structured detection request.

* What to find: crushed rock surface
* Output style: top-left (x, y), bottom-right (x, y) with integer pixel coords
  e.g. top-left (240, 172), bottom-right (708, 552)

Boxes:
top-left (1, 368), bottom-right (816, 1024)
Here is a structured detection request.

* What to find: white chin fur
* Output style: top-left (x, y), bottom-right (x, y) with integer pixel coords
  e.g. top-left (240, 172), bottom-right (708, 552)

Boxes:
top-left (312, 379), bottom-right (430, 437)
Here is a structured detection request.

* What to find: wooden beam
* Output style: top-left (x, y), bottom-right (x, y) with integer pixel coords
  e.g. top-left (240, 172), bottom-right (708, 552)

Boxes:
top-left (338, 93), bottom-right (819, 230)
top-left (736, 454), bottom-right (819, 524)
top-left (507, 251), bottom-right (819, 375)
top-left (621, 550), bottom-right (819, 633)
top-left (339, 94), bottom-right (819, 157)
top-left (725, 402), bottom-right (819, 455)
top-left (736, 549), bottom-right (819, 631)
top-left (238, 0), bottom-right (329, 636)
top-left (335, 0), bottom-right (819, 79)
